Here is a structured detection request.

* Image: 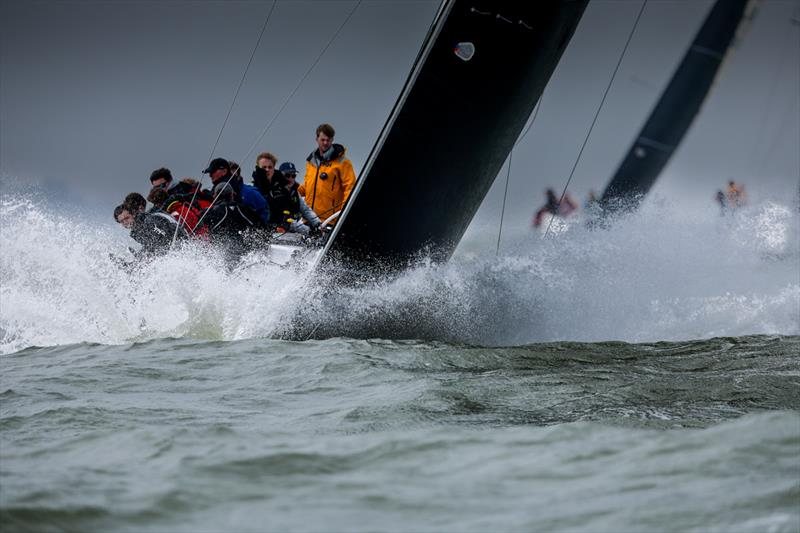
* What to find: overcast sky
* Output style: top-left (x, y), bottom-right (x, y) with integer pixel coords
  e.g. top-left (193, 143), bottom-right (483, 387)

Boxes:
top-left (1, 0), bottom-right (798, 239)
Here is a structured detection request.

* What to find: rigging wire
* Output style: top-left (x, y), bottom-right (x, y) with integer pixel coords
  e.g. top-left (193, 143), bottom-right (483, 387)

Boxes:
top-left (495, 96), bottom-right (543, 255)
top-left (237, 0), bottom-right (362, 166)
top-left (515, 96), bottom-right (543, 147)
top-left (495, 149), bottom-right (513, 255)
top-left (544, 0), bottom-right (648, 239)
top-left (190, 0), bottom-right (362, 233)
top-left (208, 0), bottom-right (277, 164)
top-left (171, 1), bottom-right (277, 247)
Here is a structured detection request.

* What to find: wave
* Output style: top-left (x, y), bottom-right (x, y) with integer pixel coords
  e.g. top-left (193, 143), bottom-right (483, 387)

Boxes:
top-left (1, 193), bottom-right (798, 352)
top-left (2, 410), bottom-right (798, 532)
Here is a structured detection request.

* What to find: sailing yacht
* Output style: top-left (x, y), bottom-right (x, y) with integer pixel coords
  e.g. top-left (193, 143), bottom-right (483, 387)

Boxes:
top-left (263, 0), bottom-right (589, 276)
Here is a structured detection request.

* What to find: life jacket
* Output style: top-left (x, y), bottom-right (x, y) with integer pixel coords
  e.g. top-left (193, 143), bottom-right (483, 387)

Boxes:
top-left (267, 182), bottom-right (295, 225)
top-left (165, 199), bottom-right (208, 237)
top-left (167, 179), bottom-right (213, 213)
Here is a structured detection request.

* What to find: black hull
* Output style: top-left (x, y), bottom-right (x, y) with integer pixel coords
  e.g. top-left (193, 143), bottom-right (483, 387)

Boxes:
top-left (320, 0), bottom-right (588, 274)
top-left (600, 0), bottom-right (750, 212)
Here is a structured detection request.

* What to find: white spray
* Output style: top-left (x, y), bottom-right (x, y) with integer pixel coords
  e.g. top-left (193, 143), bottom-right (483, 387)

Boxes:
top-left (1, 194), bottom-right (797, 353)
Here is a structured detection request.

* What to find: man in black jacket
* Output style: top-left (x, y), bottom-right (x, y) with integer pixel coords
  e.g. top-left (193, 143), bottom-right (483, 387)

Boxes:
top-left (202, 182), bottom-right (266, 262)
top-left (251, 152), bottom-right (284, 199)
top-left (268, 162), bottom-right (321, 235)
top-left (114, 195), bottom-right (186, 260)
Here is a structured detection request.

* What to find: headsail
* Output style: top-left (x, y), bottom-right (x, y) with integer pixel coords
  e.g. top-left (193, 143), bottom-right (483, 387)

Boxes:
top-left (318, 0), bottom-right (588, 274)
top-left (599, 0), bottom-right (753, 213)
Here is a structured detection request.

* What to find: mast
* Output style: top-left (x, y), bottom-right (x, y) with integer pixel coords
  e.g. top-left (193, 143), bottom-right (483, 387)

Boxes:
top-left (599, 0), bottom-right (752, 214)
top-left (318, 0), bottom-right (588, 275)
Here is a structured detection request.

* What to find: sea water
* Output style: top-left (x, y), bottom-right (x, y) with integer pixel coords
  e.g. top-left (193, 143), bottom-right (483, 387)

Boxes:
top-left (1, 195), bottom-right (798, 532)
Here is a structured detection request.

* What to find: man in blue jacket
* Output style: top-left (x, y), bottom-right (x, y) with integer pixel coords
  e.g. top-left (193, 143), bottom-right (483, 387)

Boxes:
top-left (203, 158), bottom-right (270, 226)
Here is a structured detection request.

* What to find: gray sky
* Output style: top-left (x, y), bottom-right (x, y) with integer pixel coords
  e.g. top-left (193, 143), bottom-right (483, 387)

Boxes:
top-left (2, 0), bottom-right (798, 237)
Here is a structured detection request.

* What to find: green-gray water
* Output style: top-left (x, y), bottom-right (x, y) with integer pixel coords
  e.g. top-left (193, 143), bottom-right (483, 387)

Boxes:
top-left (2, 336), bottom-right (798, 532)
top-left (2, 197), bottom-right (799, 531)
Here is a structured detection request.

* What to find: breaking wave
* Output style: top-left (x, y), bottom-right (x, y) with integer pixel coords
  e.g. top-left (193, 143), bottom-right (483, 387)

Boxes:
top-left (1, 193), bottom-right (798, 353)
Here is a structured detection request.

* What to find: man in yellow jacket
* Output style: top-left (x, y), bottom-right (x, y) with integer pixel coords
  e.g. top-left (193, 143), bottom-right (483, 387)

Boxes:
top-left (298, 123), bottom-right (357, 225)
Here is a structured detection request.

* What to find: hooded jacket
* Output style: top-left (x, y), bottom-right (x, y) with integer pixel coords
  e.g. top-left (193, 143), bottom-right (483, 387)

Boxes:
top-left (298, 143), bottom-right (356, 225)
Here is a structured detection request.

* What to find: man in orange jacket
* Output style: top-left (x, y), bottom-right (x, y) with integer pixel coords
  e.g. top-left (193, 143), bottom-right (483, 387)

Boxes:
top-left (298, 123), bottom-right (357, 226)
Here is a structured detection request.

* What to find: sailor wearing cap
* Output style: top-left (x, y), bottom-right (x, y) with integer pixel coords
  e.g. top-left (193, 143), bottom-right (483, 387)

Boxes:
top-left (268, 162), bottom-right (321, 236)
top-left (203, 157), bottom-right (270, 226)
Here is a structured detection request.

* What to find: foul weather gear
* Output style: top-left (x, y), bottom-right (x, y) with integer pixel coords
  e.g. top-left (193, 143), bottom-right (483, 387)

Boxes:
top-left (726, 182), bottom-right (747, 208)
top-left (203, 199), bottom-right (266, 260)
top-left (220, 173), bottom-right (271, 226)
top-left (268, 180), bottom-right (321, 235)
top-left (252, 166), bottom-right (285, 200)
top-left (164, 199), bottom-right (208, 237)
top-left (130, 210), bottom-right (187, 257)
top-left (298, 143), bottom-right (356, 224)
top-left (165, 179), bottom-right (213, 211)
top-left (533, 191), bottom-right (577, 228)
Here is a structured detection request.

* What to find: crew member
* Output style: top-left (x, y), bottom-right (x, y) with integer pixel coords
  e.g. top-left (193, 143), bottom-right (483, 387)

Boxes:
top-left (203, 182), bottom-right (266, 261)
top-left (298, 123), bottom-right (357, 225)
top-left (252, 152), bottom-right (284, 199)
top-left (532, 188), bottom-right (577, 228)
top-left (148, 187), bottom-right (207, 237)
top-left (114, 194), bottom-right (186, 259)
top-left (269, 162), bottom-right (321, 236)
top-left (203, 157), bottom-right (270, 226)
top-left (149, 167), bottom-right (212, 210)
top-left (726, 180), bottom-right (747, 209)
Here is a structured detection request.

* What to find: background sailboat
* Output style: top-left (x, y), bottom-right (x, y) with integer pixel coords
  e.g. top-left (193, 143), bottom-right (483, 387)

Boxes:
top-left (598, 0), bottom-right (754, 215)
